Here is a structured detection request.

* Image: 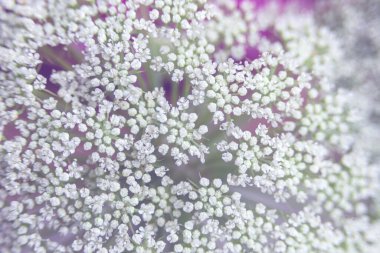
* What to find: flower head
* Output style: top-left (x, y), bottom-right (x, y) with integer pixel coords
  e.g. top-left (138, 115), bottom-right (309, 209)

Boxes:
top-left (1, 0), bottom-right (380, 252)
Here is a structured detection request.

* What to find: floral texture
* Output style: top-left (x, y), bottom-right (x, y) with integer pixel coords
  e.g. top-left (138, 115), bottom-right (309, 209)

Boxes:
top-left (316, 0), bottom-right (380, 158)
top-left (0, 0), bottom-right (379, 252)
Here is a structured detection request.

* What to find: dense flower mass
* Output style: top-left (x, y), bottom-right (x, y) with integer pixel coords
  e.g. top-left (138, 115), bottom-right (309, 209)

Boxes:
top-left (0, 0), bottom-right (379, 252)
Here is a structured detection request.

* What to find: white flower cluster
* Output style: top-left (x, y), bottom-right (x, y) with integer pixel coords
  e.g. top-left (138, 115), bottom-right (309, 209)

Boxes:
top-left (316, 0), bottom-right (380, 158)
top-left (0, 0), bottom-right (379, 252)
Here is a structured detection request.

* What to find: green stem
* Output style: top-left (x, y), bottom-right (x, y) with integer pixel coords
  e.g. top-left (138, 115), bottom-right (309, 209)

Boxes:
top-left (171, 83), bottom-right (178, 104)
top-left (39, 46), bottom-right (73, 71)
